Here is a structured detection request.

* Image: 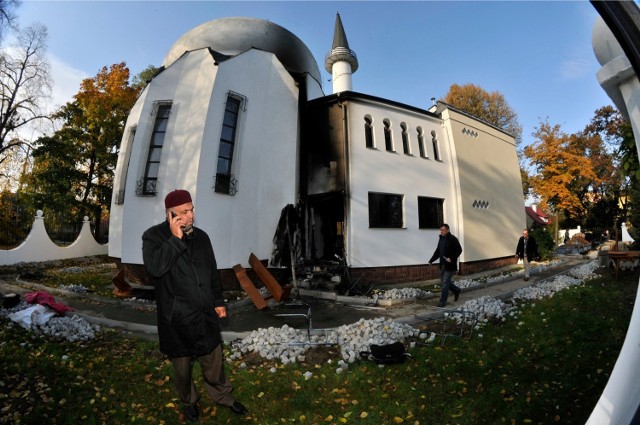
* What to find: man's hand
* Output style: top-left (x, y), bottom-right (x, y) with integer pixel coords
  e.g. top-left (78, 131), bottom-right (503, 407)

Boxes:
top-left (215, 306), bottom-right (227, 318)
top-left (168, 211), bottom-right (184, 239)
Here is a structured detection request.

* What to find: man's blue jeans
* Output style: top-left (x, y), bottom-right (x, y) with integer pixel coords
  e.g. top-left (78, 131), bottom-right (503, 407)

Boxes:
top-left (439, 267), bottom-right (460, 305)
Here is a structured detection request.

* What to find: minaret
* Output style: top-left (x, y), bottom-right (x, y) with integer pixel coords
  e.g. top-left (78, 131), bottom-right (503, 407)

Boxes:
top-left (324, 13), bottom-right (359, 94)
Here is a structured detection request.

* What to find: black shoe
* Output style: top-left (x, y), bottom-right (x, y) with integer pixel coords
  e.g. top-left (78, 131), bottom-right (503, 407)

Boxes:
top-left (524, 277), bottom-right (529, 281)
top-left (454, 289), bottom-right (460, 302)
top-left (228, 401), bottom-right (248, 416)
top-left (437, 302), bottom-right (446, 308)
top-left (183, 404), bottom-right (199, 422)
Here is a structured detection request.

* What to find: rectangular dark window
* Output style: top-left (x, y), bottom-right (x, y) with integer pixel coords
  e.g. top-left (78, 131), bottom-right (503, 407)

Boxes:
top-left (368, 192), bottom-right (403, 228)
top-left (215, 95), bottom-right (241, 194)
top-left (141, 104), bottom-right (171, 195)
top-left (418, 196), bottom-right (444, 229)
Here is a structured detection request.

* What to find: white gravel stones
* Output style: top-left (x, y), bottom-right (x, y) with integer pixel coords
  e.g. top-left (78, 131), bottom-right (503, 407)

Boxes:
top-left (566, 260), bottom-right (599, 280)
top-left (456, 295), bottom-right (513, 324)
top-left (1, 301), bottom-right (100, 342)
top-left (454, 278), bottom-right (477, 289)
top-left (378, 287), bottom-right (431, 300)
top-left (229, 317), bottom-right (424, 366)
top-left (451, 260), bottom-right (599, 329)
top-left (511, 260), bottom-right (599, 302)
top-left (59, 284), bottom-right (90, 293)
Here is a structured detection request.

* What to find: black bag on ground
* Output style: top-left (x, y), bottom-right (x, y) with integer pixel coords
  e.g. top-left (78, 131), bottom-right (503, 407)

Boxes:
top-left (360, 341), bottom-right (410, 364)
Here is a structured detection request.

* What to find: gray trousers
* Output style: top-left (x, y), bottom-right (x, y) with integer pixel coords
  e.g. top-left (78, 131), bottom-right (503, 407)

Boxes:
top-left (523, 257), bottom-right (531, 278)
top-left (170, 344), bottom-right (234, 407)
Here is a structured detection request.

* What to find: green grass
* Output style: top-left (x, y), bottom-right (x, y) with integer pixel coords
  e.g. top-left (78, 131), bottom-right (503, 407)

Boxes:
top-left (0, 269), bottom-right (637, 424)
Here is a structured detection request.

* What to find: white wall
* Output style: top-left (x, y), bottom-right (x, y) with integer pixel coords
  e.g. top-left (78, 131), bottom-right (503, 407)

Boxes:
top-left (345, 99), bottom-right (454, 267)
top-left (109, 48), bottom-right (302, 269)
top-left (442, 108), bottom-right (525, 262)
top-left (194, 50), bottom-right (300, 267)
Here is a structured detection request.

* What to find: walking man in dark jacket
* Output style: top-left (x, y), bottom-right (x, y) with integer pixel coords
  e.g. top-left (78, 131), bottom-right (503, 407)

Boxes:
top-left (142, 189), bottom-right (248, 422)
top-left (515, 228), bottom-right (538, 281)
top-left (429, 223), bottom-right (463, 307)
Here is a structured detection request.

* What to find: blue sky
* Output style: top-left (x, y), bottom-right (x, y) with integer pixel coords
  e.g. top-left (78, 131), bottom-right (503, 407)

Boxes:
top-left (18, 0), bottom-right (612, 147)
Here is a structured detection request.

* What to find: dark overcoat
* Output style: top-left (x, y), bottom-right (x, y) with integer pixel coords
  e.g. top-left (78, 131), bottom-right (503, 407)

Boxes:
top-left (515, 235), bottom-right (538, 262)
top-left (429, 233), bottom-right (463, 272)
top-left (142, 221), bottom-right (224, 358)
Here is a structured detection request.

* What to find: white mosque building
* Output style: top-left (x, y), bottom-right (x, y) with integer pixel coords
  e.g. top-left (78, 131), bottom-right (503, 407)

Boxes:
top-left (109, 14), bottom-right (525, 287)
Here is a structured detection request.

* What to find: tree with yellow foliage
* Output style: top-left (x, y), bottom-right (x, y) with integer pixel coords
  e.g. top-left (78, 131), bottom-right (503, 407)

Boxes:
top-left (524, 119), bottom-right (602, 223)
top-left (23, 63), bottom-right (140, 227)
top-left (442, 83), bottom-right (522, 145)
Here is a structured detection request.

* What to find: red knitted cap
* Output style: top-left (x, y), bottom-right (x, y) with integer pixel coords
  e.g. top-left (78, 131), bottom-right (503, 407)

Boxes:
top-left (164, 189), bottom-right (192, 209)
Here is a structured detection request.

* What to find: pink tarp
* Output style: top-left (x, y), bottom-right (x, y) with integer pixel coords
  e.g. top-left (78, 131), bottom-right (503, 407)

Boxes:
top-left (25, 291), bottom-right (72, 314)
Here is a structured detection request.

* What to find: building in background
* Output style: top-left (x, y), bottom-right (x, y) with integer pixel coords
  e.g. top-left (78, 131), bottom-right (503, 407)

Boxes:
top-left (109, 14), bottom-right (525, 287)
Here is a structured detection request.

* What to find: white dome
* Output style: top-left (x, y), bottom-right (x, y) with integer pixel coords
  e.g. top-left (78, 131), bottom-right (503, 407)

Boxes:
top-left (162, 17), bottom-right (321, 82)
top-left (592, 16), bottom-right (626, 66)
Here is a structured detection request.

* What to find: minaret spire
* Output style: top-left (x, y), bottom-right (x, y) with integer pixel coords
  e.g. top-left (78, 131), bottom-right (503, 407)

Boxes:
top-left (324, 13), bottom-right (358, 94)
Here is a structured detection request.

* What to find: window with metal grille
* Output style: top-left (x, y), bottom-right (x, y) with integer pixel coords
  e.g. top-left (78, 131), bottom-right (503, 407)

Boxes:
top-left (368, 192), bottom-right (403, 228)
top-left (418, 196), bottom-right (444, 229)
top-left (140, 104), bottom-right (171, 195)
top-left (215, 95), bottom-right (242, 194)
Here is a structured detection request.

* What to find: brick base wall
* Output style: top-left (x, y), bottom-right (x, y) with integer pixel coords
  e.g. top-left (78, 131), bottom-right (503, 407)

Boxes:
top-left (352, 256), bottom-right (517, 285)
top-left (114, 255), bottom-right (518, 291)
top-left (114, 259), bottom-right (271, 291)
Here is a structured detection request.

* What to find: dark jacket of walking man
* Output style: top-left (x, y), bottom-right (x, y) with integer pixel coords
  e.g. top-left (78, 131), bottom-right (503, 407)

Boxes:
top-left (142, 189), bottom-right (248, 422)
top-left (428, 223), bottom-right (463, 307)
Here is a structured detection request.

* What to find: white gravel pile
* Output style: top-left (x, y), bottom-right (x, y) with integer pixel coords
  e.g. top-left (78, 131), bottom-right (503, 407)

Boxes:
top-left (59, 284), bottom-right (90, 293)
top-left (511, 260), bottom-right (598, 302)
top-left (454, 278), bottom-right (478, 289)
top-left (448, 260), bottom-right (598, 330)
top-left (333, 317), bottom-right (423, 363)
top-left (33, 314), bottom-right (99, 342)
top-left (228, 317), bottom-right (425, 366)
top-left (1, 301), bottom-right (100, 342)
top-left (566, 260), bottom-right (599, 279)
top-left (455, 295), bottom-right (515, 325)
top-left (379, 287), bottom-right (431, 300)
top-left (512, 275), bottom-right (585, 302)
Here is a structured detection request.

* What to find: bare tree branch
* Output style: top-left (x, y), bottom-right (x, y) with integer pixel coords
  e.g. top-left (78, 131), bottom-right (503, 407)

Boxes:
top-left (0, 23), bottom-right (51, 162)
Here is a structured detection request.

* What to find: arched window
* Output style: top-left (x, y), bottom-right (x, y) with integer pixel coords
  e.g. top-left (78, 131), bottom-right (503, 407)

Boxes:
top-left (364, 115), bottom-right (374, 148)
top-left (431, 130), bottom-right (441, 161)
top-left (384, 119), bottom-right (393, 152)
top-left (401, 122), bottom-right (410, 154)
top-left (417, 127), bottom-right (427, 158)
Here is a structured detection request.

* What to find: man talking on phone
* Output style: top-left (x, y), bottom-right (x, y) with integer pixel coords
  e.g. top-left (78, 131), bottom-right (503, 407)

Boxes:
top-left (142, 189), bottom-right (248, 421)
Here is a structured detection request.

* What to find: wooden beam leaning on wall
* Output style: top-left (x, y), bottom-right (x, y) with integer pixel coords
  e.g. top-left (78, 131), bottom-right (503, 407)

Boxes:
top-left (232, 264), bottom-right (269, 310)
top-left (248, 253), bottom-right (292, 302)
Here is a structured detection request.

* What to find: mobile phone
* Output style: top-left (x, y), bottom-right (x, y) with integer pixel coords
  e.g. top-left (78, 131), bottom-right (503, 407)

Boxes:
top-left (170, 210), bottom-right (177, 218)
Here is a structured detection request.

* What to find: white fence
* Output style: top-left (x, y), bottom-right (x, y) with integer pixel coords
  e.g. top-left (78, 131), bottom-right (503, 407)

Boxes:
top-left (559, 224), bottom-right (635, 246)
top-left (0, 210), bottom-right (108, 266)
